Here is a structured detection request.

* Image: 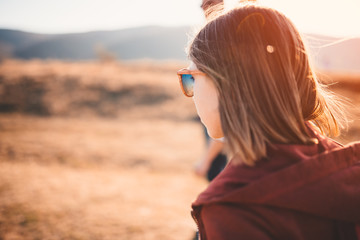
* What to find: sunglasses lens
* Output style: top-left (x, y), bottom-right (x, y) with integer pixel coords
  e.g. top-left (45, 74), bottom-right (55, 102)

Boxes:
top-left (181, 74), bottom-right (194, 97)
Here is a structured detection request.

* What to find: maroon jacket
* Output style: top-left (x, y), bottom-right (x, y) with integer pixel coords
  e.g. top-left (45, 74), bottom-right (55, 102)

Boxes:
top-left (192, 128), bottom-right (360, 240)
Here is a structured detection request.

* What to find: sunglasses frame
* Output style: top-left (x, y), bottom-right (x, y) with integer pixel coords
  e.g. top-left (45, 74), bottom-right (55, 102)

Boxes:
top-left (177, 68), bottom-right (206, 97)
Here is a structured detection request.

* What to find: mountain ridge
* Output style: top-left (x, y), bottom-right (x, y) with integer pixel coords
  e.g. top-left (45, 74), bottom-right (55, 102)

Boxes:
top-left (0, 26), bottom-right (359, 73)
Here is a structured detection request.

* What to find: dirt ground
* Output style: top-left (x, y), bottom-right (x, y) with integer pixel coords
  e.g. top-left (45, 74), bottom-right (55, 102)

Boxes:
top-left (0, 59), bottom-right (209, 240)
top-left (0, 59), bottom-right (359, 240)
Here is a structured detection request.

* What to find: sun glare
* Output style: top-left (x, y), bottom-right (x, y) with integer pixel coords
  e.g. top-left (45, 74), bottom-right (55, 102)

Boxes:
top-left (259, 0), bottom-right (360, 37)
top-left (0, 0), bottom-right (359, 36)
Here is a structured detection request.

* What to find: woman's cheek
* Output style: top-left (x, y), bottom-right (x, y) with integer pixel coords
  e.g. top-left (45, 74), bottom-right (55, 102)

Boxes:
top-left (193, 85), bottom-right (205, 124)
top-left (193, 77), bottom-right (224, 139)
top-left (192, 79), bottom-right (204, 120)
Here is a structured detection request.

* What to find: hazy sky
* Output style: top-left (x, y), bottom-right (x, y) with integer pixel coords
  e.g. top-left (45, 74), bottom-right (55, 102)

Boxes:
top-left (0, 0), bottom-right (359, 37)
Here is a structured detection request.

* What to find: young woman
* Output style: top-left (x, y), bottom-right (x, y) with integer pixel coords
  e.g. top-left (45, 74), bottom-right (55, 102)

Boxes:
top-left (177, 3), bottom-right (360, 240)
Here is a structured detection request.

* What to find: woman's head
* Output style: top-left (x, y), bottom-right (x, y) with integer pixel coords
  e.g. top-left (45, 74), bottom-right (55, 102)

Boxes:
top-left (187, 4), bottom-right (345, 165)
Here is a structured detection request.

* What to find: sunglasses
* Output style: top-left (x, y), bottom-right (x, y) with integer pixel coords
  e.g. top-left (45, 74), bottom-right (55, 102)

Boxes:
top-left (177, 68), bottom-right (206, 97)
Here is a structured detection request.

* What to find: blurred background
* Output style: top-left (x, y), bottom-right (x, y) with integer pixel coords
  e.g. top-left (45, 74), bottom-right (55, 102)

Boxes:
top-left (0, 0), bottom-right (359, 239)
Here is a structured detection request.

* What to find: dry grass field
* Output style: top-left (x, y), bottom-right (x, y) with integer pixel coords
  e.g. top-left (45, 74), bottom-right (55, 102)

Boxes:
top-left (0, 59), bottom-right (359, 240)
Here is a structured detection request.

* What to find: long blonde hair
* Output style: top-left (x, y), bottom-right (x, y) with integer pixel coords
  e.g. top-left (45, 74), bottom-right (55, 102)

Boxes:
top-left (188, 4), bottom-right (346, 165)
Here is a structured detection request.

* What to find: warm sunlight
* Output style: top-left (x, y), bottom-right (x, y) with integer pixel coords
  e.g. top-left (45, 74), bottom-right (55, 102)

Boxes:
top-left (0, 0), bottom-right (359, 37)
top-left (1, 1), bottom-right (360, 239)
top-left (258, 0), bottom-right (360, 37)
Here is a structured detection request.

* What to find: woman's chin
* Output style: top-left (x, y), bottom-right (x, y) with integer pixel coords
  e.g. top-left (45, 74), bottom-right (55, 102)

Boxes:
top-left (207, 129), bottom-right (224, 140)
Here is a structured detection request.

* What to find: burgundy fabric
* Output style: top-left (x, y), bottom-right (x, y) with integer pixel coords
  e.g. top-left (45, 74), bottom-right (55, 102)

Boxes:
top-left (192, 128), bottom-right (360, 240)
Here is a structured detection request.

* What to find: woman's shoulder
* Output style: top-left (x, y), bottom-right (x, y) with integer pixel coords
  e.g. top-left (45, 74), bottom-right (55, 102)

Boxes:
top-left (193, 135), bottom-right (360, 208)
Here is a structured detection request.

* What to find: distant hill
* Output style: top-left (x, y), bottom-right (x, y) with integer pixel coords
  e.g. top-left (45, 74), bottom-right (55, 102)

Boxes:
top-left (0, 27), bottom-right (359, 73)
top-left (0, 26), bottom-right (191, 61)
